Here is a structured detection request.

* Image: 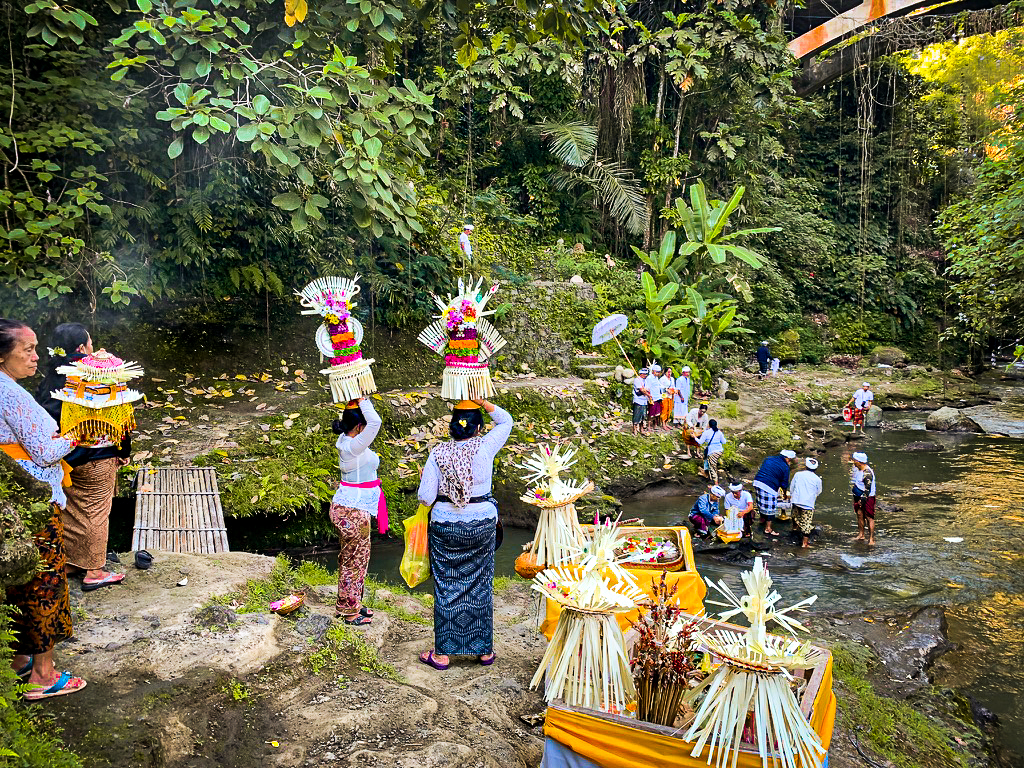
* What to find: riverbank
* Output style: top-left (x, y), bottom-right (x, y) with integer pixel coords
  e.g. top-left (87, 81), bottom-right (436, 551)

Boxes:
top-left (34, 552), bottom-right (1000, 768)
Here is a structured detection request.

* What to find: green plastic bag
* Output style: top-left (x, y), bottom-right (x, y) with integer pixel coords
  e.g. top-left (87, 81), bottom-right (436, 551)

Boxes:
top-left (400, 504), bottom-right (431, 588)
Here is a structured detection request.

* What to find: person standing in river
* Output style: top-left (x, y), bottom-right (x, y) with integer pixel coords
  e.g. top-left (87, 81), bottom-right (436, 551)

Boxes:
top-left (790, 457), bottom-right (823, 549)
top-left (330, 397), bottom-right (386, 625)
top-left (417, 398), bottom-right (513, 670)
top-left (851, 451), bottom-right (877, 545)
top-left (845, 382), bottom-right (874, 434)
top-left (752, 449), bottom-right (795, 538)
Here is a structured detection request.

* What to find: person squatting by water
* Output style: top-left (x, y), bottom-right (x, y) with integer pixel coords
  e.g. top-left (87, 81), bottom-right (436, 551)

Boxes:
top-left (789, 457), bottom-right (823, 549)
top-left (851, 451), bottom-right (878, 545)
top-left (723, 482), bottom-right (754, 539)
top-left (753, 449), bottom-right (795, 538)
top-left (36, 323), bottom-right (128, 592)
top-left (417, 398), bottom-right (513, 670)
top-left (631, 367), bottom-right (651, 436)
top-left (330, 397), bottom-right (387, 625)
top-left (688, 485), bottom-right (726, 538)
top-left (0, 318), bottom-right (86, 700)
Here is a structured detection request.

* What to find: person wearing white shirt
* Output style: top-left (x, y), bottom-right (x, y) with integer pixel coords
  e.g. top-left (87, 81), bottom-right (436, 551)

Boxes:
top-left (330, 398), bottom-right (385, 625)
top-left (672, 366), bottom-right (692, 425)
top-left (682, 402), bottom-right (709, 459)
top-left (845, 382), bottom-right (874, 434)
top-left (850, 451), bottom-right (878, 545)
top-left (631, 367), bottom-right (650, 435)
top-left (645, 365), bottom-right (664, 432)
top-left (458, 224), bottom-right (474, 259)
top-left (789, 457), bottom-right (823, 549)
top-left (723, 482), bottom-right (754, 539)
top-left (697, 418), bottom-right (727, 486)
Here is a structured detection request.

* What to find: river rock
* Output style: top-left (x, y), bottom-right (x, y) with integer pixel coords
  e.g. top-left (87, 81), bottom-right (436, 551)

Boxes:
top-left (904, 441), bottom-right (945, 452)
top-left (192, 604), bottom-right (237, 629)
top-left (926, 406), bottom-right (984, 433)
top-left (295, 613), bottom-right (333, 640)
top-left (841, 606), bottom-right (954, 690)
top-left (863, 407), bottom-right (883, 427)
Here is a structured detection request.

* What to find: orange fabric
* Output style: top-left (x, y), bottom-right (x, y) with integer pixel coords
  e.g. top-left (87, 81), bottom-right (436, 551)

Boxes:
top-left (1, 443), bottom-right (72, 487)
top-left (447, 338), bottom-right (478, 350)
top-left (544, 699), bottom-right (831, 768)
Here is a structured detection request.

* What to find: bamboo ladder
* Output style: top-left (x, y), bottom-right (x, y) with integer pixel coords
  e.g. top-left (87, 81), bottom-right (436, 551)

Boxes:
top-left (131, 466), bottom-right (229, 553)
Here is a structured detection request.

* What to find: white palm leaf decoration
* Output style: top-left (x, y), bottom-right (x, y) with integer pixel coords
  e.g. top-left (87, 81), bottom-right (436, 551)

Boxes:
top-left (518, 444), bottom-right (591, 565)
top-left (295, 275), bottom-right (361, 316)
top-left (683, 557), bottom-right (825, 768)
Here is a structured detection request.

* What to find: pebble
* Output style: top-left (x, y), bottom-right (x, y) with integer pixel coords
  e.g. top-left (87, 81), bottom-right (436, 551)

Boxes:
top-left (324, 752), bottom-right (336, 761)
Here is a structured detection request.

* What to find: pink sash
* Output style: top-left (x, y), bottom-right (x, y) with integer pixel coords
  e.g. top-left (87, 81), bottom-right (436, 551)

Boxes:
top-left (338, 478), bottom-right (388, 534)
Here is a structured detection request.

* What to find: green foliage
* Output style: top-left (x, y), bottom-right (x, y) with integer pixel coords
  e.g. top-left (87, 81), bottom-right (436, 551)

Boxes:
top-left (0, 606), bottom-right (83, 768)
top-left (742, 410), bottom-right (797, 453)
top-left (308, 623), bottom-right (402, 682)
top-left (832, 643), bottom-right (969, 768)
top-left (222, 679), bottom-right (252, 704)
top-left (208, 555), bottom-right (333, 614)
top-left (830, 314), bottom-right (872, 355)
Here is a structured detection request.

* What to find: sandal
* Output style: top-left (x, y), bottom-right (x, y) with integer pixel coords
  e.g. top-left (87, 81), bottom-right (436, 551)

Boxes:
top-left (479, 652), bottom-right (496, 666)
top-left (23, 670), bottom-right (87, 701)
top-left (419, 650), bottom-right (449, 670)
top-left (358, 605), bottom-right (374, 619)
top-left (82, 572), bottom-right (125, 592)
top-left (339, 613), bottom-right (372, 626)
top-left (15, 657), bottom-right (32, 679)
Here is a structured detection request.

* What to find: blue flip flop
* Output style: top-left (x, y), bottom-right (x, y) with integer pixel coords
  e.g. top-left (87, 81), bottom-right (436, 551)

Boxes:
top-left (23, 670), bottom-right (87, 701)
top-left (16, 657), bottom-right (32, 679)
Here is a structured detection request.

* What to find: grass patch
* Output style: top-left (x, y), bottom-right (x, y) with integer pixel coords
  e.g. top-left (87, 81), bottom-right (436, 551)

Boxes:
top-left (832, 644), bottom-right (968, 768)
top-left (741, 409), bottom-right (798, 453)
top-left (207, 555), bottom-right (334, 614)
top-left (363, 575), bottom-right (432, 625)
top-left (493, 575), bottom-right (517, 593)
top-left (306, 622), bottom-right (402, 682)
top-left (221, 679), bottom-right (252, 704)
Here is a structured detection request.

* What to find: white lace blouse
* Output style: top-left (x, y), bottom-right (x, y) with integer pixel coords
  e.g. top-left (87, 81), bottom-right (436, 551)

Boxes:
top-left (330, 399), bottom-right (383, 515)
top-left (418, 405), bottom-right (514, 523)
top-left (0, 371), bottom-right (74, 508)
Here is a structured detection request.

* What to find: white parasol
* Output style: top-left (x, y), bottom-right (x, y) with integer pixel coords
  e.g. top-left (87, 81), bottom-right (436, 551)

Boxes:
top-left (591, 314), bottom-right (635, 373)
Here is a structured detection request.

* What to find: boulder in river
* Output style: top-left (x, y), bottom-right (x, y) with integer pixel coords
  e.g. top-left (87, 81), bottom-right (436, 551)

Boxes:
top-left (926, 406), bottom-right (984, 433)
top-left (904, 441), bottom-right (945, 452)
top-left (863, 407), bottom-right (883, 427)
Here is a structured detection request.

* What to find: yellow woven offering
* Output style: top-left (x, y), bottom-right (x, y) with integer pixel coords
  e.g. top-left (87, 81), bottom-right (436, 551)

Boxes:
top-left (51, 350), bottom-right (143, 443)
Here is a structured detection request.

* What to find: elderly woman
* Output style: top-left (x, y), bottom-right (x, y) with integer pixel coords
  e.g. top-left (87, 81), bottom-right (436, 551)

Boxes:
top-left (329, 397), bottom-right (385, 625)
top-left (417, 398), bottom-right (513, 670)
top-left (0, 318), bottom-right (86, 699)
top-left (36, 323), bottom-right (127, 591)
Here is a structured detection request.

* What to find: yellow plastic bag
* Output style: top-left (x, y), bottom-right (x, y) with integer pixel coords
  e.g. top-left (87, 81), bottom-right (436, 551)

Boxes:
top-left (400, 503), bottom-right (431, 588)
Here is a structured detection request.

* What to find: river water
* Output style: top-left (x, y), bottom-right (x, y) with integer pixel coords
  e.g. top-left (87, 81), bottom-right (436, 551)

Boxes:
top-left (351, 409), bottom-right (1024, 758)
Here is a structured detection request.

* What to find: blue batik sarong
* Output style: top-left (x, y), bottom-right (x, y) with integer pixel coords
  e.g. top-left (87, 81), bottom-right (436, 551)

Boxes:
top-left (428, 518), bottom-right (495, 655)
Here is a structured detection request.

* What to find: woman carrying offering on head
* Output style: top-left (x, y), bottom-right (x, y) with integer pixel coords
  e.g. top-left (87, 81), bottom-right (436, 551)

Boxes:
top-left (330, 397), bottom-right (385, 625)
top-left (417, 398), bottom-right (513, 670)
top-left (0, 318), bottom-right (86, 700)
top-left (36, 323), bottom-right (128, 592)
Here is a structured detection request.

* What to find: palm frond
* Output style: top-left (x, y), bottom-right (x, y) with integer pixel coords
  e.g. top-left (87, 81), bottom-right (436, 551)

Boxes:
top-left (584, 160), bottom-right (650, 236)
top-left (531, 119), bottom-right (598, 168)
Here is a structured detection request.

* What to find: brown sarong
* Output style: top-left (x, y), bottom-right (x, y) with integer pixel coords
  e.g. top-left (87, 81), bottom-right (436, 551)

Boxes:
top-left (4, 505), bottom-right (73, 655)
top-left (61, 457), bottom-right (117, 570)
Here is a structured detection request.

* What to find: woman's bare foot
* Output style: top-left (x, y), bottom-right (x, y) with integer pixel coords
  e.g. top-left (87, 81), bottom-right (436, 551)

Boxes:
top-left (853, 534), bottom-right (865, 541)
top-left (868, 538), bottom-right (876, 545)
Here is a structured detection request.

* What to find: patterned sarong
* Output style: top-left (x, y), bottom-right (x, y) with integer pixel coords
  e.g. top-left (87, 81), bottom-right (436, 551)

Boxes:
top-left (62, 457), bottom-right (118, 570)
top-left (428, 518), bottom-right (495, 655)
top-left (330, 503), bottom-right (371, 615)
top-left (4, 505), bottom-right (73, 655)
top-left (754, 486), bottom-right (779, 519)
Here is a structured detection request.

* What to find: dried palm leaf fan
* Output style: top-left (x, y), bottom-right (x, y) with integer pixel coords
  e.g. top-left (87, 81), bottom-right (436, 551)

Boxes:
top-left (530, 521), bottom-right (645, 714)
top-left (296, 275), bottom-right (376, 404)
top-left (51, 350), bottom-right (144, 443)
top-left (515, 443), bottom-right (591, 578)
top-left (682, 557), bottom-right (825, 768)
top-left (418, 276), bottom-right (507, 401)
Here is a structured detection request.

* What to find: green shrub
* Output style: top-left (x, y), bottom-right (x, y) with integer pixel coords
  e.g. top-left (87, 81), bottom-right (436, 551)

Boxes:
top-left (796, 324), bottom-right (829, 364)
top-left (0, 607), bottom-right (83, 768)
top-left (831, 315), bottom-right (872, 354)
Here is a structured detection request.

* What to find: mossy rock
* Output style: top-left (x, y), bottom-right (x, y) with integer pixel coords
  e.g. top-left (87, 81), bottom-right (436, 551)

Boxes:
top-left (0, 452), bottom-right (52, 589)
top-left (871, 346), bottom-right (909, 366)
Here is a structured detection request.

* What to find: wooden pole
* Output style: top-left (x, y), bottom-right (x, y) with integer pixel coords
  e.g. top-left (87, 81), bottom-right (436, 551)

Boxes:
top-left (611, 333), bottom-right (635, 373)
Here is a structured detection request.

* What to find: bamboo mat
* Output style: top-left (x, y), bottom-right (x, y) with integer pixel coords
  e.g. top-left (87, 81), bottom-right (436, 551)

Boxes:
top-left (132, 467), bottom-right (229, 553)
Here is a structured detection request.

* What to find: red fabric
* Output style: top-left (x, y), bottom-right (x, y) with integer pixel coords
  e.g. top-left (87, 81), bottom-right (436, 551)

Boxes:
top-left (338, 478), bottom-right (388, 534)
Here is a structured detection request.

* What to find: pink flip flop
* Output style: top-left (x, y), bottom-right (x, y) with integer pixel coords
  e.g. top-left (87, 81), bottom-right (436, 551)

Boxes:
top-left (479, 653), bottom-right (497, 666)
top-left (23, 670), bottom-right (87, 701)
top-left (418, 650), bottom-right (449, 670)
top-left (82, 572), bottom-right (125, 592)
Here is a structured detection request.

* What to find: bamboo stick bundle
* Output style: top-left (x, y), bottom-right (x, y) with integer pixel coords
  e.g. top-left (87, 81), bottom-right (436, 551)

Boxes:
top-left (518, 444), bottom-right (591, 568)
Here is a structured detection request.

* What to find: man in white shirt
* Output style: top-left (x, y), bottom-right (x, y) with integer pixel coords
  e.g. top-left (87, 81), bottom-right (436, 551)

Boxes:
top-left (458, 224), bottom-right (474, 260)
top-left (722, 482), bottom-right (754, 539)
top-left (846, 382), bottom-right (874, 434)
top-left (682, 402), bottom-right (709, 460)
top-left (789, 457), bottom-right (823, 549)
top-left (631, 367), bottom-right (650, 436)
top-left (645, 364), bottom-right (664, 432)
